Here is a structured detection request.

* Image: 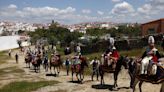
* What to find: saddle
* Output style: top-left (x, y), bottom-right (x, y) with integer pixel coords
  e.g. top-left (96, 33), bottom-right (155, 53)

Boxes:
top-left (100, 65), bottom-right (115, 73)
top-left (71, 64), bottom-right (81, 72)
top-left (136, 65), bottom-right (164, 84)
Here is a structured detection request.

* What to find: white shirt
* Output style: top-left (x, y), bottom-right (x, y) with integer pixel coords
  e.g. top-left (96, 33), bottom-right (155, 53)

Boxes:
top-left (76, 46), bottom-right (81, 52)
top-left (90, 59), bottom-right (100, 66)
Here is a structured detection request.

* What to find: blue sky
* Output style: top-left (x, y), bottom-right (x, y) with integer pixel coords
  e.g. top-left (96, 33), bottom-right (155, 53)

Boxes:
top-left (0, 0), bottom-right (163, 24)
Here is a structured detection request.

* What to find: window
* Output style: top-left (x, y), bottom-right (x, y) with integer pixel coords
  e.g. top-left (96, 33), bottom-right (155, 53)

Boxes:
top-left (148, 28), bottom-right (155, 34)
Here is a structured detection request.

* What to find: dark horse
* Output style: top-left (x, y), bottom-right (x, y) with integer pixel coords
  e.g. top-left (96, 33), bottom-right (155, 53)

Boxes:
top-left (128, 57), bottom-right (164, 92)
top-left (32, 55), bottom-right (42, 73)
top-left (25, 53), bottom-right (32, 68)
top-left (71, 56), bottom-right (88, 83)
top-left (49, 54), bottom-right (62, 76)
top-left (99, 56), bottom-right (129, 89)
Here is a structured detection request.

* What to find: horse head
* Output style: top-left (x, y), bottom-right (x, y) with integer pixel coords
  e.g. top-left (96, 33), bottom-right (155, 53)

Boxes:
top-left (116, 56), bottom-right (129, 70)
top-left (80, 57), bottom-right (88, 68)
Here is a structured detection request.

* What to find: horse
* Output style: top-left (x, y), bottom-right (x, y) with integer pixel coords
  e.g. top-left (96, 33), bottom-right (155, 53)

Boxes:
top-left (32, 55), bottom-right (42, 73)
top-left (128, 57), bottom-right (164, 92)
top-left (71, 56), bottom-right (88, 83)
top-left (99, 56), bottom-right (129, 89)
top-left (25, 53), bottom-right (32, 68)
top-left (49, 54), bottom-right (62, 76)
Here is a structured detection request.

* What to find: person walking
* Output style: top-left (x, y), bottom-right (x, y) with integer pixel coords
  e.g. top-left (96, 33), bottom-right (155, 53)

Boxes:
top-left (8, 49), bottom-right (11, 57)
top-left (90, 57), bottom-right (100, 81)
top-left (15, 53), bottom-right (19, 63)
top-left (65, 57), bottom-right (71, 76)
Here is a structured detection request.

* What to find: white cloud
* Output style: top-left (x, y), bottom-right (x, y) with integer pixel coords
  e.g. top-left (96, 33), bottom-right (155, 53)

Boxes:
top-left (97, 11), bottom-right (104, 15)
top-left (137, 0), bottom-right (164, 16)
top-left (82, 9), bottom-right (91, 14)
top-left (111, 2), bottom-right (134, 15)
top-left (0, 4), bottom-right (99, 24)
top-left (150, 0), bottom-right (164, 10)
top-left (111, 0), bottom-right (121, 3)
top-left (8, 4), bottom-right (17, 9)
top-left (137, 4), bottom-right (152, 15)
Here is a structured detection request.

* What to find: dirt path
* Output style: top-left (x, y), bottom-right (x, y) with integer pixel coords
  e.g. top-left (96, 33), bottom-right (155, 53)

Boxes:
top-left (0, 48), bottom-right (162, 92)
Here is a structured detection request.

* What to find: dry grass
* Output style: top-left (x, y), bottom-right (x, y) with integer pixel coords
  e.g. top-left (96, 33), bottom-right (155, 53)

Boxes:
top-left (0, 81), bottom-right (59, 92)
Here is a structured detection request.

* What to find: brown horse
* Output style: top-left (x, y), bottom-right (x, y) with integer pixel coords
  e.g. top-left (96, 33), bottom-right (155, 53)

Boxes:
top-left (32, 54), bottom-right (42, 73)
top-left (49, 54), bottom-right (62, 76)
top-left (25, 53), bottom-right (32, 68)
top-left (99, 56), bottom-right (129, 89)
top-left (128, 57), bottom-right (164, 92)
top-left (71, 56), bottom-right (88, 83)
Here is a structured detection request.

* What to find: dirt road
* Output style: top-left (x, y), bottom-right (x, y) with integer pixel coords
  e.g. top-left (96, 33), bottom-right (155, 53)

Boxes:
top-left (0, 49), bottom-right (162, 92)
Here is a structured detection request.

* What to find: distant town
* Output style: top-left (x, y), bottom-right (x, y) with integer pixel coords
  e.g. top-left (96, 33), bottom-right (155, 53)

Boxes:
top-left (0, 21), bottom-right (137, 36)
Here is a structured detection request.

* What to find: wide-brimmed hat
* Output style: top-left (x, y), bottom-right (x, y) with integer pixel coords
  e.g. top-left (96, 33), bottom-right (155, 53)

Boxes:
top-left (148, 36), bottom-right (155, 44)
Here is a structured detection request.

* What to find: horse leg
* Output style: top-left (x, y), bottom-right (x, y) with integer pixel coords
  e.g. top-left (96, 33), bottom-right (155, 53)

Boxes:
top-left (99, 68), bottom-right (104, 85)
top-left (29, 62), bottom-right (30, 68)
top-left (114, 71), bottom-right (119, 88)
top-left (96, 69), bottom-right (99, 81)
top-left (91, 70), bottom-right (95, 81)
top-left (38, 66), bottom-right (40, 73)
top-left (35, 66), bottom-right (37, 73)
top-left (54, 66), bottom-right (56, 75)
top-left (79, 73), bottom-right (82, 83)
top-left (132, 78), bottom-right (139, 92)
top-left (50, 65), bottom-right (52, 74)
top-left (160, 82), bottom-right (164, 92)
top-left (76, 73), bottom-right (79, 81)
top-left (72, 71), bottom-right (74, 81)
top-left (129, 72), bottom-right (134, 88)
top-left (57, 67), bottom-right (60, 76)
top-left (139, 81), bottom-right (143, 92)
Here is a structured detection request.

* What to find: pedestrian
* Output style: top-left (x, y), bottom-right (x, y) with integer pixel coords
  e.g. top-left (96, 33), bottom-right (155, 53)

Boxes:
top-left (90, 57), bottom-right (100, 81)
top-left (65, 57), bottom-right (71, 76)
top-left (15, 53), bottom-right (19, 63)
top-left (8, 49), bottom-right (11, 57)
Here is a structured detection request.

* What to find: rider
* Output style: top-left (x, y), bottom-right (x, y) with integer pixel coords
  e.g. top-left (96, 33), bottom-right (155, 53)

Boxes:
top-left (141, 36), bottom-right (161, 75)
top-left (76, 44), bottom-right (81, 55)
top-left (107, 37), bottom-right (119, 70)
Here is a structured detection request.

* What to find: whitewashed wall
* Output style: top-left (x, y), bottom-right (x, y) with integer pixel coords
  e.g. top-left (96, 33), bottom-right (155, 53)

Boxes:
top-left (0, 35), bottom-right (31, 51)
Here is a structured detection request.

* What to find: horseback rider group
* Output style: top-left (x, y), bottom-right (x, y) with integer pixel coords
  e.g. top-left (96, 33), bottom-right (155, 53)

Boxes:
top-left (20, 36), bottom-right (163, 91)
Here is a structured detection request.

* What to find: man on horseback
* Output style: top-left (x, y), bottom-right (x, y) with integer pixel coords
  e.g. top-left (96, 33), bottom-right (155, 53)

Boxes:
top-left (76, 44), bottom-right (81, 55)
top-left (106, 37), bottom-right (119, 70)
top-left (140, 36), bottom-right (161, 75)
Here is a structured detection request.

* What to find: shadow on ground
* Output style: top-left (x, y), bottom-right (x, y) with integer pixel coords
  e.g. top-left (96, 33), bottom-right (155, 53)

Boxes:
top-left (68, 80), bottom-right (82, 84)
top-left (92, 84), bottom-right (113, 90)
top-left (46, 73), bottom-right (57, 77)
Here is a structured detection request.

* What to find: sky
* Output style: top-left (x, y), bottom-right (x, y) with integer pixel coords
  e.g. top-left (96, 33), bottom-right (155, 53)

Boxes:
top-left (0, 0), bottom-right (164, 24)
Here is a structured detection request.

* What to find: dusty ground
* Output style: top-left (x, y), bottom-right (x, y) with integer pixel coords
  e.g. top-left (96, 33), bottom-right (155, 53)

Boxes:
top-left (0, 49), bottom-right (162, 92)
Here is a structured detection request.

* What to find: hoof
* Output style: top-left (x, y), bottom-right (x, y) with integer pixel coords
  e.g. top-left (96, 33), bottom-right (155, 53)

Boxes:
top-left (113, 87), bottom-right (118, 91)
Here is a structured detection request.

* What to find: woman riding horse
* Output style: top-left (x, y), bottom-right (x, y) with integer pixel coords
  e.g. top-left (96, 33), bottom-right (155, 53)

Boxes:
top-left (71, 55), bottom-right (88, 83)
top-left (49, 53), bottom-right (62, 76)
